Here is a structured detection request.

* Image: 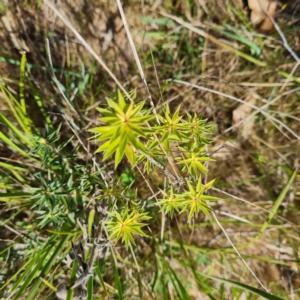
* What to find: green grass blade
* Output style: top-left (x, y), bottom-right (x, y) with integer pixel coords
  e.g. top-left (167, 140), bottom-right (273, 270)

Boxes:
top-left (211, 26), bottom-right (261, 56)
top-left (0, 192), bottom-right (31, 198)
top-left (0, 208), bottom-right (24, 229)
top-left (240, 170), bottom-right (297, 249)
top-left (67, 259), bottom-right (78, 300)
top-left (277, 71), bottom-right (300, 83)
top-left (88, 209), bottom-right (95, 239)
top-left (10, 169), bottom-right (26, 183)
top-left (25, 236), bottom-right (69, 299)
top-left (39, 244), bottom-right (73, 298)
top-left (161, 273), bottom-right (168, 300)
top-left (95, 266), bottom-right (109, 296)
top-left (166, 263), bottom-right (191, 300)
top-left (0, 84), bottom-right (32, 136)
top-left (0, 132), bottom-right (34, 160)
top-left (87, 276), bottom-right (93, 300)
top-left (112, 254), bottom-right (123, 300)
top-left (0, 113), bottom-right (33, 146)
top-left (12, 257), bottom-right (45, 298)
top-left (19, 52), bottom-right (27, 118)
top-left (160, 256), bottom-right (191, 300)
top-left (162, 13), bottom-right (267, 67)
top-left (177, 245), bottom-right (217, 300)
top-left (27, 79), bottom-right (54, 130)
top-left (0, 161), bottom-right (28, 172)
top-left (0, 249), bottom-right (34, 291)
top-left (152, 252), bottom-right (160, 291)
top-left (260, 170), bottom-right (297, 234)
top-left (0, 55), bottom-right (82, 77)
top-left (198, 272), bottom-right (284, 300)
top-left (12, 247), bottom-right (48, 298)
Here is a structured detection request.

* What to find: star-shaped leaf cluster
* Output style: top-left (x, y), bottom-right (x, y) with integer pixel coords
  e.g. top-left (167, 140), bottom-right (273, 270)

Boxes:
top-left (158, 178), bottom-right (220, 222)
top-left (105, 207), bottom-right (151, 250)
top-left (175, 147), bottom-right (215, 177)
top-left (180, 178), bottom-right (220, 222)
top-left (90, 90), bottom-right (154, 168)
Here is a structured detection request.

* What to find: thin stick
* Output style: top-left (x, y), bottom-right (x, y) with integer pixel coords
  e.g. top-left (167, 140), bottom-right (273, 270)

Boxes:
top-left (212, 211), bottom-right (269, 293)
top-left (168, 79), bottom-right (300, 140)
top-left (257, 0), bottom-right (300, 94)
top-left (257, 0), bottom-right (300, 64)
top-left (224, 86), bottom-right (300, 134)
top-left (136, 165), bottom-right (159, 207)
top-left (211, 187), bottom-right (298, 227)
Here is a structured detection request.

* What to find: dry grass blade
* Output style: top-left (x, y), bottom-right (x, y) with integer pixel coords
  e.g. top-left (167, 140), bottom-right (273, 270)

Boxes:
top-left (116, 0), bottom-right (154, 107)
top-left (211, 187), bottom-right (298, 228)
top-left (224, 86), bottom-right (300, 134)
top-left (168, 79), bottom-right (300, 140)
top-left (256, 0), bottom-right (300, 64)
top-left (212, 211), bottom-right (269, 293)
top-left (43, 0), bottom-right (132, 102)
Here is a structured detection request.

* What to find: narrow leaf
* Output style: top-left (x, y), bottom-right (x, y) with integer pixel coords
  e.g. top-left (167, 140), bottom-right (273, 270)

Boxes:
top-left (88, 209), bottom-right (95, 239)
top-left (198, 272), bottom-right (284, 300)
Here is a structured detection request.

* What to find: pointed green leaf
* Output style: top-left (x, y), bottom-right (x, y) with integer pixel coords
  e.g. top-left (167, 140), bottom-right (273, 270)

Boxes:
top-left (88, 209), bottom-right (95, 239)
top-left (114, 132), bottom-right (127, 168)
top-left (117, 89), bottom-right (126, 110)
top-left (130, 101), bottom-right (145, 117)
top-left (107, 98), bottom-right (125, 116)
top-left (201, 195), bottom-right (221, 201)
top-left (125, 144), bottom-right (135, 165)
